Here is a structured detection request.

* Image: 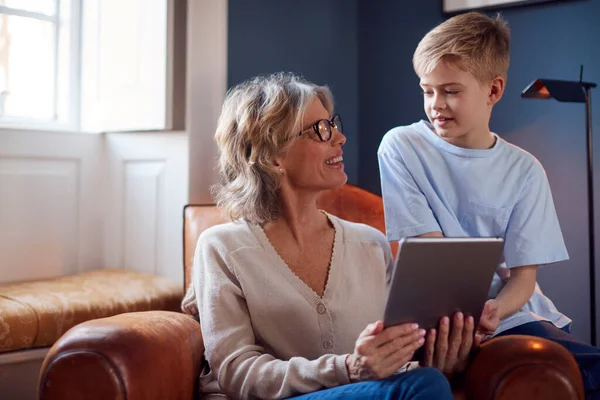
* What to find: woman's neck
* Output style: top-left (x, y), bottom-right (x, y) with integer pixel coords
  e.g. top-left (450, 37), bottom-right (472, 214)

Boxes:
top-left (263, 187), bottom-right (330, 247)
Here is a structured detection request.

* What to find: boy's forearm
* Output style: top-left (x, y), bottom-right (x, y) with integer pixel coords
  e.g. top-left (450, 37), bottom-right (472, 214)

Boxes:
top-left (495, 265), bottom-right (537, 320)
top-left (415, 230), bottom-right (537, 321)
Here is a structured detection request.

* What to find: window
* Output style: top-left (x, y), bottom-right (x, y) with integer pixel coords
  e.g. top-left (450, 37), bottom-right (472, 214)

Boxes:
top-left (81, 0), bottom-right (169, 133)
top-left (0, 0), bottom-right (176, 133)
top-left (0, 0), bottom-right (77, 129)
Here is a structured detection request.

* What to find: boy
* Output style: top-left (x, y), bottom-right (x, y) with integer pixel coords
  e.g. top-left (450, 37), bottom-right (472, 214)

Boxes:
top-left (378, 11), bottom-right (600, 397)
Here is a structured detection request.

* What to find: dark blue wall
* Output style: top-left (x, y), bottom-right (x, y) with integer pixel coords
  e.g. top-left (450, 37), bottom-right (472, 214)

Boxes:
top-left (357, 0), bottom-right (442, 193)
top-left (228, 0), bottom-right (359, 184)
top-left (227, 0), bottom-right (600, 343)
top-left (357, 0), bottom-right (600, 342)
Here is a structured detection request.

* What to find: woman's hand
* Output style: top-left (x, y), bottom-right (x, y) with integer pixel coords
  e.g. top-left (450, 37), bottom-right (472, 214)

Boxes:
top-left (421, 312), bottom-right (476, 377)
top-left (346, 321), bottom-right (426, 382)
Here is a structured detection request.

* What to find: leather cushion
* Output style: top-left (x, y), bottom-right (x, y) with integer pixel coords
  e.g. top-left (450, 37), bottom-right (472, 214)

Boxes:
top-left (0, 269), bottom-right (182, 353)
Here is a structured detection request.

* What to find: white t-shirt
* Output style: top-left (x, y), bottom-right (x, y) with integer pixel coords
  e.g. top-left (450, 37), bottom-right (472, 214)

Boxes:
top-left (378, 120), bottom-right (571, 335)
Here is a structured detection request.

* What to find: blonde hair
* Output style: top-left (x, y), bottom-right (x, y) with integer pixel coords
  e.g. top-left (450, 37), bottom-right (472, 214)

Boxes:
top-left (413, 12), bottom-right (511, 82)
top-left (212, 72), bottom-right (334, 224)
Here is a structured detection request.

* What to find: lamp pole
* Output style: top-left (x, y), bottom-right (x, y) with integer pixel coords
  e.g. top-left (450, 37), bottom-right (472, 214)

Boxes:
top-left (584, 82), bottom-right (597, 345)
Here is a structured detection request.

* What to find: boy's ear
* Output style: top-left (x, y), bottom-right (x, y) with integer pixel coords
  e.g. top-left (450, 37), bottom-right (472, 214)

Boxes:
top-left (488, 76), bottom-right (505, 106)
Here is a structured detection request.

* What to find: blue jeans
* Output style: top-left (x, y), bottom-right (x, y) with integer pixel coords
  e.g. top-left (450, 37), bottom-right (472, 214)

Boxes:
top-left (288, 367), bottom-right (453, 399)
top-left (498, 321), bottom-right (600, 399)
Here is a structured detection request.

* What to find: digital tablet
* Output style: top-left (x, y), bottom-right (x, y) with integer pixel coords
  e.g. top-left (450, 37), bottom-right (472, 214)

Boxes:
top-left (383, 237), bottom-right (504, 331)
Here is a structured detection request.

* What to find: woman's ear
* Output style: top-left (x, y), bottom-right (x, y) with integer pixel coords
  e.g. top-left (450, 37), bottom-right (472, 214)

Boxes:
top-left (488, 76), bottom-right (505, 106)
top-left (273, 150), bottom-right (288, 168)
top-left (272, 158), bottom-right (286, 175)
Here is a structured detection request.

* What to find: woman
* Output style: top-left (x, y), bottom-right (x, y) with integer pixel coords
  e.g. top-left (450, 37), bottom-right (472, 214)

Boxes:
top-left (188, 73), bottom-right (475, 399)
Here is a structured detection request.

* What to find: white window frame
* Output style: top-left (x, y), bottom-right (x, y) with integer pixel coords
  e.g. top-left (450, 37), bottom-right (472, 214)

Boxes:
top-left (0, 0), bottom-right (182, 134)
top-left (0, 0), bottom-right (82, 133)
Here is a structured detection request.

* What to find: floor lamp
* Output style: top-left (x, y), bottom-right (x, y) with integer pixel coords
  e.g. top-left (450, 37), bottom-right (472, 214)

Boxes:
top-left (522, 66), bottom-right (597, 345)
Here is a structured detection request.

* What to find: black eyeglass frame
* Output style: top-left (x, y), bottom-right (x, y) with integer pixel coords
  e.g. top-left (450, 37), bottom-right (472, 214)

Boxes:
top-left (297, 114), bottom-right (343, 142)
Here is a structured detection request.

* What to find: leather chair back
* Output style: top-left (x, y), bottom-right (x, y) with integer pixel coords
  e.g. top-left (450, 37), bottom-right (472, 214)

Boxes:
top-left (183, 184), bottom-right (398, 291)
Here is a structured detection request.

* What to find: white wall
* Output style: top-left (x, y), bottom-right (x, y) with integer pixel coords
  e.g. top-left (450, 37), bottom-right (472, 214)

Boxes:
top-left (187, 0), bottom-right (227, 204)
top-left (103, 132), bottom-right (188, 284)
top-left (0, 129), bottom-right (188, 285)
top-left (0, 130), bottom-right (104, 284)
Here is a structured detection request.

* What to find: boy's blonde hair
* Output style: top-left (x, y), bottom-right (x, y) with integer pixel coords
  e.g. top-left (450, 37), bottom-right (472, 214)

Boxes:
top-left (212, 72), bottom-right (334, 224)
top-left (413, 12), bottom-right (511, 83)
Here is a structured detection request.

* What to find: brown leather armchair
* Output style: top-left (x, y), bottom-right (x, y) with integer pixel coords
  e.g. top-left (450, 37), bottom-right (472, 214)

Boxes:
top-left (38, 184), bottom-right (585, 400)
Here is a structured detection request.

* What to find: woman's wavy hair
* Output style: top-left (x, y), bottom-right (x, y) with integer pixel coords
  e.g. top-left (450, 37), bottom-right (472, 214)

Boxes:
top-left (212, 72), bottom-right (334, 224)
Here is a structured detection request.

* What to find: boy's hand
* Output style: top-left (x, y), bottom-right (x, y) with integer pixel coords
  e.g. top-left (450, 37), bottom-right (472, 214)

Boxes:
top-left (477, 299), bottom-right (500, 339)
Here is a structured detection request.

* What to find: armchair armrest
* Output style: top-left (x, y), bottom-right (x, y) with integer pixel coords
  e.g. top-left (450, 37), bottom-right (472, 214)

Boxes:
top-left (38, 311), bottom-right (203, 400)
top-left (463, 334), bottom-right (584, 400)
top-left (39, 313), bottom-right (584, 400)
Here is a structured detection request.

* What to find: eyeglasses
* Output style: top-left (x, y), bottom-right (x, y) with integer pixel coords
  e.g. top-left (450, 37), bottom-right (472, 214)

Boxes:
top-left (298, 114), bottom-right (343, 142)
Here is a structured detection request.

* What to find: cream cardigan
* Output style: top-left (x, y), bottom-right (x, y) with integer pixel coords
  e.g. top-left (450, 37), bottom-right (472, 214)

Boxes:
top-left (184, 213), bottom-right (393, 399)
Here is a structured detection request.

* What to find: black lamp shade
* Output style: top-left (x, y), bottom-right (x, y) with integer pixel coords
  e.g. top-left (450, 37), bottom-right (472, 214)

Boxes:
top-left (521, 79), bottom-right (589, 103)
